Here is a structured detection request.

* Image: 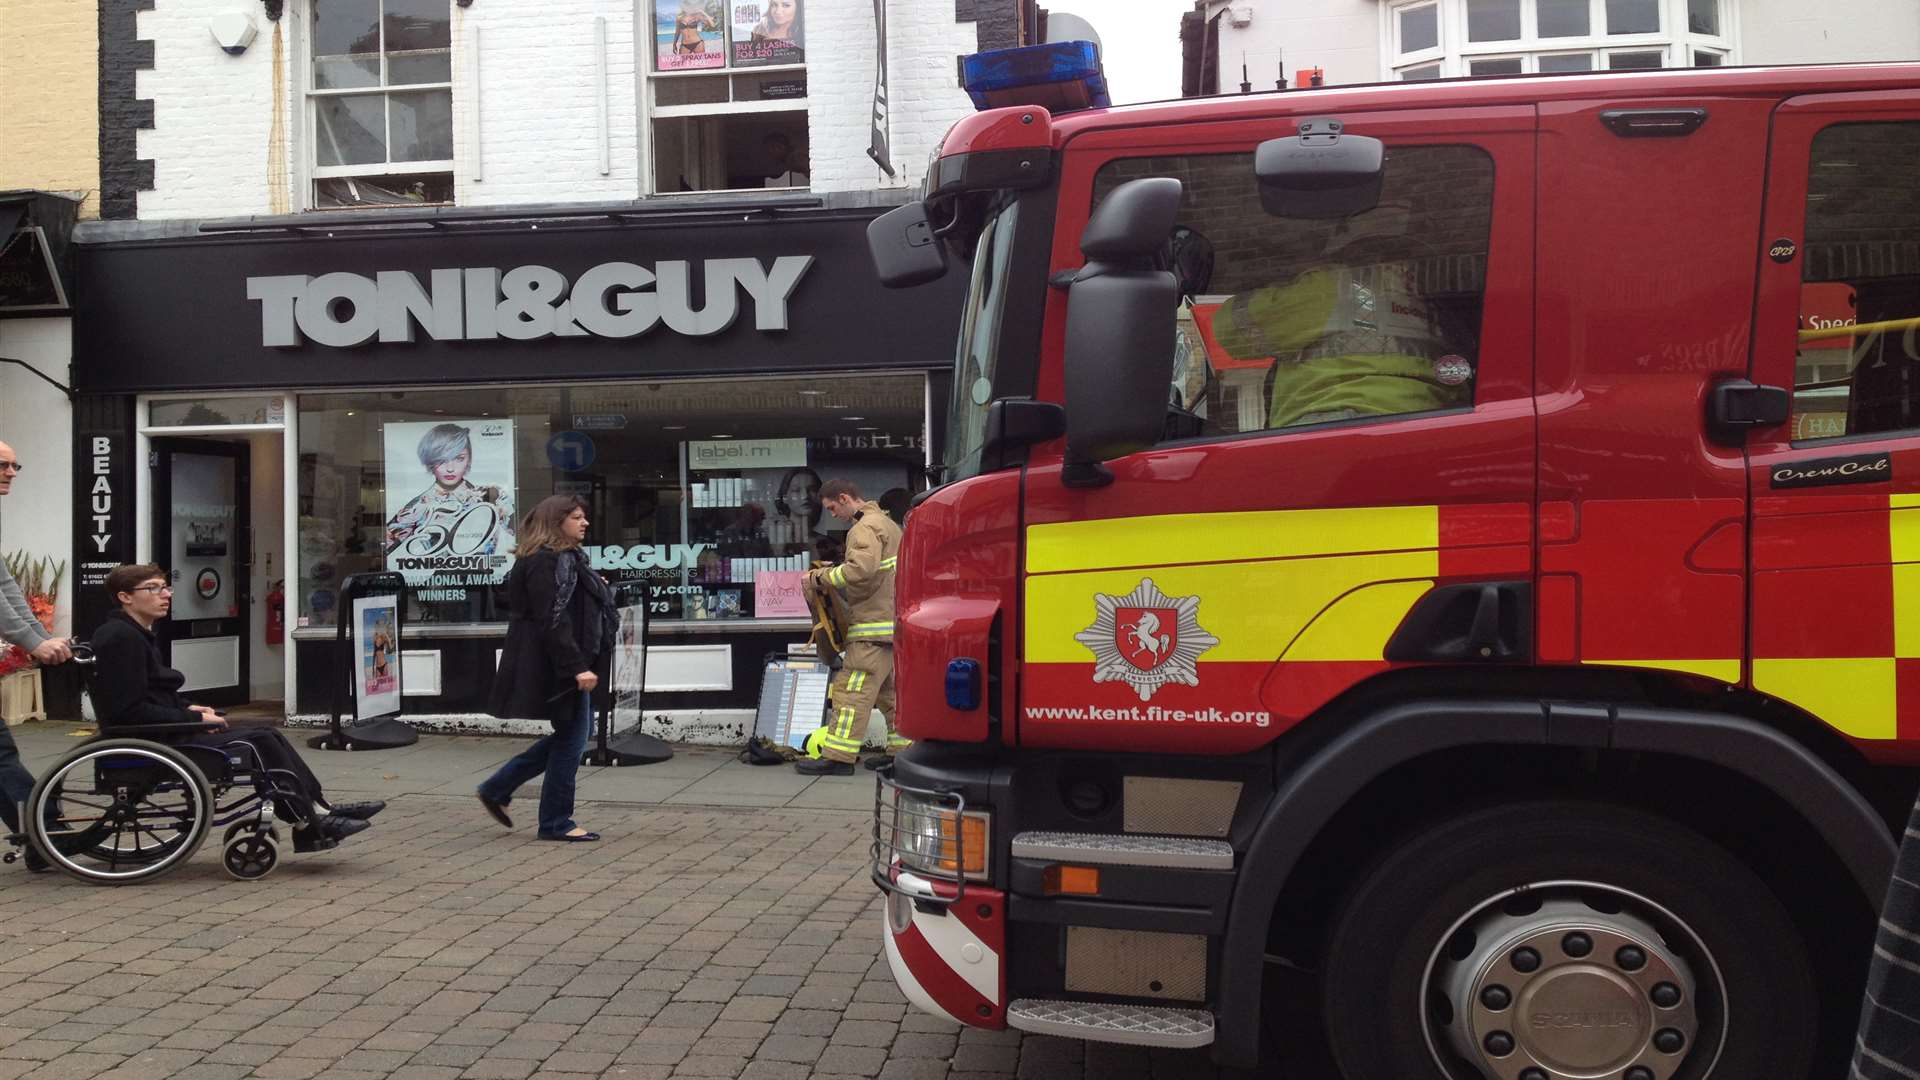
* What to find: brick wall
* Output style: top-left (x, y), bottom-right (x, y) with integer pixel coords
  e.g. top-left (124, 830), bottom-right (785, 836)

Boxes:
top-left (126, 0), bottom-right (991, 219)
top-left (456, 1), bottom-right (641, 208)
top-left (807, 0), bottom-right (978, 193)
top-left (134, 0), bottom-right (279, 218)
top-left (0, 0), bottom-right (102, 217)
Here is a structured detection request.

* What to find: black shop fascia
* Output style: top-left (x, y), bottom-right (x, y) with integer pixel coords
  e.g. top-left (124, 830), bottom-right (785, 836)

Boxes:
top-left (71, 200), bottom-right (963, 724)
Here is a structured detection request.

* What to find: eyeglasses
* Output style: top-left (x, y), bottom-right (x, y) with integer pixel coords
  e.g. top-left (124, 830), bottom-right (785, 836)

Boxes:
top-left (130, 584), bottom-right (173, 595)
top-left (0, 462), bottom-right (22, 474)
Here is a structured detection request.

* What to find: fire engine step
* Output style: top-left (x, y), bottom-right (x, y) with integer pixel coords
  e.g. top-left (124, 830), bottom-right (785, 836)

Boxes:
top-left (1010, 830), bottom-right (1234, 870)
top-left (1006, 998), bottom-right (1216, 1048)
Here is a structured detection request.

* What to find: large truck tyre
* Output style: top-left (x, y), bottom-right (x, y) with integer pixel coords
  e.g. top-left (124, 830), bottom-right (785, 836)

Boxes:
top-left (1321, 801), bottom-right (1817, 1080)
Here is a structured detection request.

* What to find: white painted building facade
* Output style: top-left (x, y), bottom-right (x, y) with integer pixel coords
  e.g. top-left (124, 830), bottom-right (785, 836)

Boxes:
top-left (126, 0), bottom-right (1004, 220)
top-left (1192, 0), bottom-right (1920, 91)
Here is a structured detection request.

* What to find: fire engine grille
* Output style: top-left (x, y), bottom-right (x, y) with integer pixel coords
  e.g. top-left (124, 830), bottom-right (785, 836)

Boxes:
top-left (1065, 927), bottom-right (1207, 1002)
top-left (1123, 777), bottom-right (1241, 837)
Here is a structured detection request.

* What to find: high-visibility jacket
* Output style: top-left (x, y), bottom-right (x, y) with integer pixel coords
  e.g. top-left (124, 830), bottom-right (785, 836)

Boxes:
top-left (818, 501), bottom-right (900, 644)
top-left (1213, 261), bottom-right (1470, 429)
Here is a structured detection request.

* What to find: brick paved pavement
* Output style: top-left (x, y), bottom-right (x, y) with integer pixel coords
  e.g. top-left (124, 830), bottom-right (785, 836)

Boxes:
top-left (0, 725), bottom-right (1247, 1080)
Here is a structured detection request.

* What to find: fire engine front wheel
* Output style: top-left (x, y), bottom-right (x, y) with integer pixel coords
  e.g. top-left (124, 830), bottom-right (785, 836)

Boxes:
top-left (1320, 801), bottom-right (1816, 1080)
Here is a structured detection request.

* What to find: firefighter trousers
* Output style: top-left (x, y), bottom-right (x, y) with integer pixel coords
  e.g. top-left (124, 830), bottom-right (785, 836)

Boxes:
top-left (820, 640), bottom-right (908, 763)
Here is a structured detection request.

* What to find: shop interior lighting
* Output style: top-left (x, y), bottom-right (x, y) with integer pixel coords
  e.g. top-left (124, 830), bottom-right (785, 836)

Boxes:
top-left (843, 416), bottom-right (867, 421)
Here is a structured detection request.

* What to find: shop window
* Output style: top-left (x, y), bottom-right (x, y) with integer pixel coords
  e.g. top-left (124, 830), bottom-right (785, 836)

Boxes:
top-left (295, 374), bottom-right (925, 630)
top-left (1093, 145), bottom-right (1494, 439)
top-left (1794, 123), bottom-right (1920, 441)
top-left (647, 0), bottom-right (807, 193)
top-left (309, 0), bottom-right (454, 209)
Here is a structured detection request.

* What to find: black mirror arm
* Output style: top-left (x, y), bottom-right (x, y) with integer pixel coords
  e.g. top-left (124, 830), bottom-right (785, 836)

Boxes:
top-left (1061, 460), bottom-right (1114, 489)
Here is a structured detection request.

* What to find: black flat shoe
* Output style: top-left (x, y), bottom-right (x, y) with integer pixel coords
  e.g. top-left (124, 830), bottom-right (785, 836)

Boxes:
top-left (478, 794), bottom-right (513, 829)
top-left (861, 754), bottom-right (895, 771)
top-left (318, 816), bottom-right (371, 843)
top-left (538, 830), bottom-right (600, 842)
top-left (794, 758), bottom-right (854, 776)
top-left (23, 847), bottom-right (48, 873)
top-left (325, 800), bottom-right (386, 820)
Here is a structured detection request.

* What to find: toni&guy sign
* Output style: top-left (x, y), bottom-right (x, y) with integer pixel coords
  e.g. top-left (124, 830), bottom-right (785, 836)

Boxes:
top-left (247, 256), bottom-right (814, 348)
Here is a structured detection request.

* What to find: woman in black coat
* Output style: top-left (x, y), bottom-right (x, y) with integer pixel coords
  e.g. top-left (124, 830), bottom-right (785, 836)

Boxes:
top-left (478, 495), bottom-right (618, 841)
top-left (90, 563), bottom-right (381, 851)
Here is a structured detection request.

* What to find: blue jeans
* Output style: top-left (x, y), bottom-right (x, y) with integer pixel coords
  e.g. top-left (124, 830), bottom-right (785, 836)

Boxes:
top-left (0, 722), bottom-right (31, 833)
top-left (478, 690), bottom-right (593, 837)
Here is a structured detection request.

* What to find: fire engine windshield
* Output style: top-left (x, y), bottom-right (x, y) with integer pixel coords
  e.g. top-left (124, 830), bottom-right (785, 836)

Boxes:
top-left (943, 197), bottom-right (1023, 480)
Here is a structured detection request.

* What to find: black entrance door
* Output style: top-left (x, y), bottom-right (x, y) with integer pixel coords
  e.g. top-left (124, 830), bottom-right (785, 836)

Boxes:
top-left (150, 439), bottom-right (250, 707)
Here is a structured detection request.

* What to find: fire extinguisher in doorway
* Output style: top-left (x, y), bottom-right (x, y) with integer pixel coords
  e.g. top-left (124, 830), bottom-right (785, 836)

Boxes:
top-left (266, 579), bottom-right (285, 645)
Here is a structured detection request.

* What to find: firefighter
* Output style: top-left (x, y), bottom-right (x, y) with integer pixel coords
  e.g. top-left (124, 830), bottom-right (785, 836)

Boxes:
top-left (794, 478), bottom-right (907, 776)
top-left (1211, 206), bottom-right (1473, 429)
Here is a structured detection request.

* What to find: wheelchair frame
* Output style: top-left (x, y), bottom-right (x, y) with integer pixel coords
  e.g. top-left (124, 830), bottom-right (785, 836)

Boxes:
top-left (2, 644), bottom-right (320, 884)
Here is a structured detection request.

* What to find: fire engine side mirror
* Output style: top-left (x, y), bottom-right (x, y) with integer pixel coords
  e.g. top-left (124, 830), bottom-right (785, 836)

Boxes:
top-left (866, 201), bottom-right (949, 288)
top-left (1255, 117), bottom-right (1385, 219)
top-left (1062, 178), bottom-right (1183, 488)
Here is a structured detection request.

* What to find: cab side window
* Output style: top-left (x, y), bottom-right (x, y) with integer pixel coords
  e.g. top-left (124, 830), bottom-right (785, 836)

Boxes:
top-left (1093, 145), bottom-right (1494, 439)
top-left (1797, 123), bottom-right (1920, 440)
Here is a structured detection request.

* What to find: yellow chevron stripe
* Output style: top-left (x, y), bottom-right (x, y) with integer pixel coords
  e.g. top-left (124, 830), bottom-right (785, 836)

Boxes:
top-left (1893, 505), bottom-right (1920, 564)
top-left (1027, 505), bottom-right (1440, 575)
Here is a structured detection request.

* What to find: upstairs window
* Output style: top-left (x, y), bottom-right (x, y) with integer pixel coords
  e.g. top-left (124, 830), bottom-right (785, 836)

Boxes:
top-left (1388, 0), bottom-right (1731, 79)
top-left (309, 0), bottom-right (454, 209)
top-left (648, 0), bottom-right (809, 194)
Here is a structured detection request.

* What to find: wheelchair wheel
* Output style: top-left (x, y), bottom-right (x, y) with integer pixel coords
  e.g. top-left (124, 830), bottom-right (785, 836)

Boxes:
top-left (221, 831), bottom-right (278, 881)
top-left (27, 739), bottom-right (213, 884)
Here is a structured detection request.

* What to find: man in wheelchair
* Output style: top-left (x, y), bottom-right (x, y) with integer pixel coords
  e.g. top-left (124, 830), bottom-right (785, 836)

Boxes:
top-left (9, 564), bottom-right (383, 881)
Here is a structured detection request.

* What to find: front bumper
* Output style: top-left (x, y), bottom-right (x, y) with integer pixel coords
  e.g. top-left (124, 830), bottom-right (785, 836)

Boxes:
top-left (873, 769), bottom-right (1008, 1029)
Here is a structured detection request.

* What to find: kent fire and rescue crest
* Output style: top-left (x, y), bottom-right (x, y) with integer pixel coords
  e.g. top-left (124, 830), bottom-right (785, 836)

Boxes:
top-left (1075, 578), bottom-right (1219, 701)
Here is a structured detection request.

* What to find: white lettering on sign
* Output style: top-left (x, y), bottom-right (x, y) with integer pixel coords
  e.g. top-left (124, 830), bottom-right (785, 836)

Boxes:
top-left (585, 544), bottom-right (713, 573)
top-left (89, 436), bottom-right (114, 554)
top-left (247, 257), bottom-right (815, 348)
top-left (688, 438), bottom-right (808, 471)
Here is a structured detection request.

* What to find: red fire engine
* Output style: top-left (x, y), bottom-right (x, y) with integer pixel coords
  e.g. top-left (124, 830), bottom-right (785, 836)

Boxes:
top-left (865, 49), bottom-right (1920, 1080)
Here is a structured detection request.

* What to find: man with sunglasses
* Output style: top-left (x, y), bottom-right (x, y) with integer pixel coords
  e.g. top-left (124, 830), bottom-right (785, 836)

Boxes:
top-left (0, 442), bottom-right (74, 872)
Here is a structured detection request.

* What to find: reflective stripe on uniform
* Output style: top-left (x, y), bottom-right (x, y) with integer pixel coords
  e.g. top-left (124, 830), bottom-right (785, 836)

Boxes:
top-left (880, 556), bottom-right (898, 570)
top-left (848, 622), bottom-right (894, 639)
top-left (822, 706), bottom-right (864, 755)
top-left (846, 671), bottom-right (868, 692)
top-left (829, 565), bottom-right (848, 588)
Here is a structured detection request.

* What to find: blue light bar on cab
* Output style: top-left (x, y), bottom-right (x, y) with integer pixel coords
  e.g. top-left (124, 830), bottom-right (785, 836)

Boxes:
top-left (962, 41), bottom-right (1111, 113)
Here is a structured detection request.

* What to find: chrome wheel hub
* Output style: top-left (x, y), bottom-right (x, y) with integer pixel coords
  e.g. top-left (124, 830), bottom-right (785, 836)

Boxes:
top-left (1428, 891), bottom-right (1712, 1080)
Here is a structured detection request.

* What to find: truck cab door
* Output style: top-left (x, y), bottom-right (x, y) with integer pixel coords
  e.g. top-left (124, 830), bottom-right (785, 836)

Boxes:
top-left (1017, 107), bottom-right (1537, 753)
top-left (1748, 90), bottom-right (1920, 747)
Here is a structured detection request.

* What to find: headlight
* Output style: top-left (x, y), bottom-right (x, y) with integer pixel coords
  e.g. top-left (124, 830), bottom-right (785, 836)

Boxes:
top-left (890, 788), bottom-right (990, 881)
